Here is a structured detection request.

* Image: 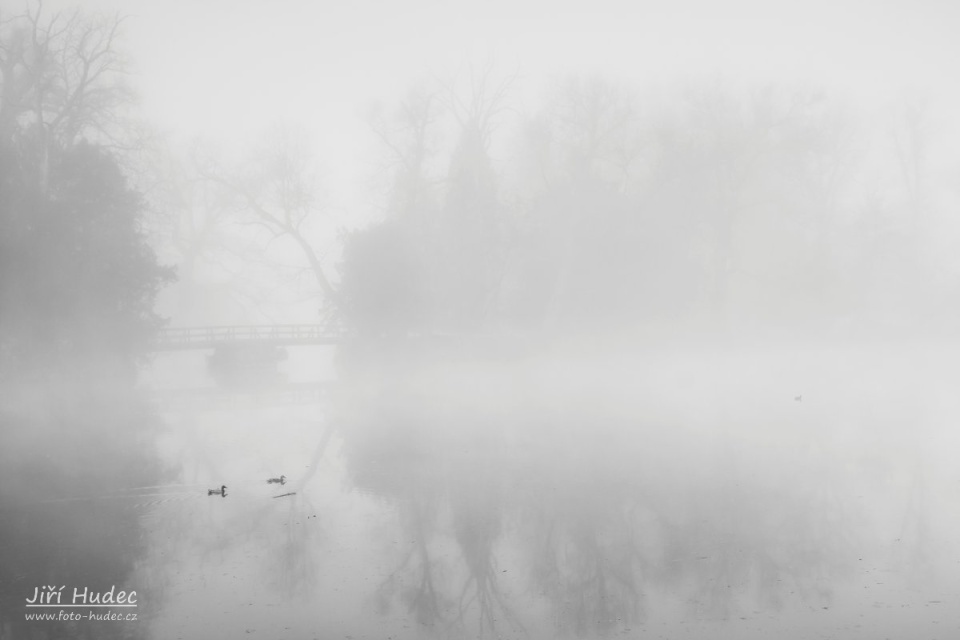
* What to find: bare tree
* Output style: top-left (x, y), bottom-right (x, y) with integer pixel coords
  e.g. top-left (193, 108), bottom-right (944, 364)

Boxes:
top-left (433, 65), bottom-right (516, 330)
top-left (535, 75), bottom-right (644, 189)
top-left (0, 2), bottom-right (132, 190)
top-left (889, 97), bottom-right (930, 243)
top-left (199, 128), bottom-right (338, 307)
top-left (367, 84), bottom-right (443, 220)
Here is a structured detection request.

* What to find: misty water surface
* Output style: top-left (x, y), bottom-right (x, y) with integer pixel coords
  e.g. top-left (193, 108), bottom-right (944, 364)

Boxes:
top-left (11, 340), bottom-right (942, 640)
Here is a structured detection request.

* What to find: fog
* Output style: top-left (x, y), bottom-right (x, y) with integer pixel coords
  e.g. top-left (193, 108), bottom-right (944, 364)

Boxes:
top-left (2, 1), bottom-right (960, 639)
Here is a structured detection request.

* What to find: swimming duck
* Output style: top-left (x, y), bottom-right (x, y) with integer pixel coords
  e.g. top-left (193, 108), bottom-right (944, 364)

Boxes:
top-left (267, 475), bottom-right (286, 485)
top-left (208, 485), bottom-right (227, 496)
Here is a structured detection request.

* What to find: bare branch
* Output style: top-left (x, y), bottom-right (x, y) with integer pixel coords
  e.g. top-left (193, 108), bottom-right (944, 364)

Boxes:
top-left (196, 158), bottom-right (337, 301)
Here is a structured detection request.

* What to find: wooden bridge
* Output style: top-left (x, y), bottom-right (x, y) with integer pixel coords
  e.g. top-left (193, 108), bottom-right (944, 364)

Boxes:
top-left (152, 325), bottom-right (342, 351)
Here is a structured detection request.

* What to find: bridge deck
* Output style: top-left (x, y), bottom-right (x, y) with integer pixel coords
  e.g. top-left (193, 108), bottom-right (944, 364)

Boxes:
top-left (153, 325), bottom-right (341, 351)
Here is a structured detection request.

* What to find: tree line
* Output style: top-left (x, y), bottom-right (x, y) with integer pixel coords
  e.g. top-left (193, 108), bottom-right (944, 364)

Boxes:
top-left (155, 71), bottom-right (950, 346)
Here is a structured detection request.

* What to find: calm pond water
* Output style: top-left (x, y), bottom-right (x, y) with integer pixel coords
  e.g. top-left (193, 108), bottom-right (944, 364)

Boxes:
top-left (4, 343), bottom-right (960, 639)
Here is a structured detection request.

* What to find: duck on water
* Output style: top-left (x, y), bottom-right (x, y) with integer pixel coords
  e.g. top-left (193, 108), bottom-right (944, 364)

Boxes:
top-left (267, 475), bottom-right (286, 485)
top-left (208, 485), bottom-right (227, 496)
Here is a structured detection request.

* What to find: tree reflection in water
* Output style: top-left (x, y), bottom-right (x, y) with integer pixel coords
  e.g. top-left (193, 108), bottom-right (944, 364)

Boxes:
top-left (375, 497), bottom-right (447, 627)
top-left (334, 346), bottom-right (895, 638)
top-left (344, 385), bottom-right (450, 628)
top-left (449, 457), bottom-right (522, 635)
top-left (269, 494), bottom-right (322, 598)
top-left (524, 472), bottom-right (646, 635)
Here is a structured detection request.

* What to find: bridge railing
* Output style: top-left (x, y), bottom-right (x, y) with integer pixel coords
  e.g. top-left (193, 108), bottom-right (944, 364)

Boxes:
top-left (153, 325), bottom-right (342, 351)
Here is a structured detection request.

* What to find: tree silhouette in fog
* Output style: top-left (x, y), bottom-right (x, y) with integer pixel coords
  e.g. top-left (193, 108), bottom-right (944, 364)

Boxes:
top-left (338, 88), bottom-right (440, 336)
top-left (197, 127), bottom-right (338, 318)
top-left (339, 73), bottom-right (956, 342)
top-left (0, 6), bottom-right (170, 373)
top-left (1, 143), bottom-right (171, 372)
top-left (0, 6), bottom-right (169, 639)
top-left (339, 67), bottom-right (511, 337)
